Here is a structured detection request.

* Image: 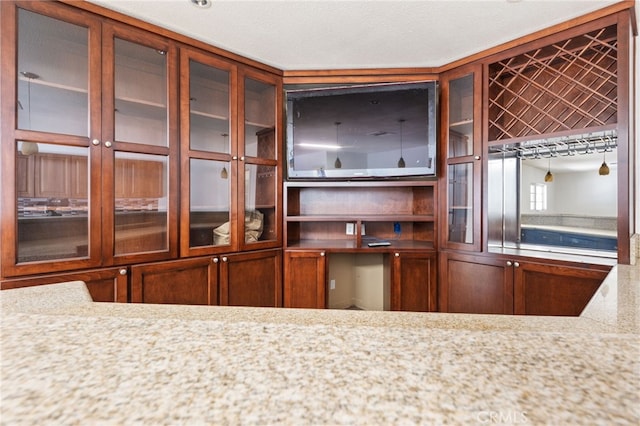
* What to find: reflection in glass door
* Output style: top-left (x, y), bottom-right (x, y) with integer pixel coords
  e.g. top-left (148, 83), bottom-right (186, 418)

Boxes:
top-left (445, 72), bottom-right (478, 248)
top-left (242, 76), bottom-right (278, 246)
top-left (16, 143), bottom-right (90, 263)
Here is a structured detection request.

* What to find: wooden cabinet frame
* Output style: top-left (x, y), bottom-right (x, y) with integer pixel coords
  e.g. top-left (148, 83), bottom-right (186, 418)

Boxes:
top-left (439, 64), bottom-right (483, 252)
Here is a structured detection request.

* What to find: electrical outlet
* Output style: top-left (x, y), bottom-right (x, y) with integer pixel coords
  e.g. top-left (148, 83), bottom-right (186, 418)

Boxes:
top-left (346, 223), bottom-right (355, 235)
top-left (394, 222), bottom-right (401, 234)
top-left (330, 279), bottom-right (336, 290)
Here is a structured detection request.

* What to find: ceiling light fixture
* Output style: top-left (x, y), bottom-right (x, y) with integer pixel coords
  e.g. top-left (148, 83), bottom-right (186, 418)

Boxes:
top-left (397, 119), bottom-right (406, 168)
top-left (220, 133), bottom-right (228, 179)
top-left (19, 71), bottom-right (40, 156)
top-left (298, 143), bottom-right (342, 150)
top-left (599, 152), bottom-right (610, 176)
top-left (190, 0), bottom-right (212, 9)
top-left (334, 122), bottom-right (342, 169)
top-left (544, 157), bottom-right (553, 182)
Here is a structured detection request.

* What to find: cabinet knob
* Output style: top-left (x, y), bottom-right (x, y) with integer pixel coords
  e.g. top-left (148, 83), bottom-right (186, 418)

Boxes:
top-left (232, 156), bottom-right (238, 160)
top-left (119, 268), bottom-right (127, 275)
top-left (240, 156), bottom-right (245, 161)
top-left (320, 252), bottom-right (325, 257)
top-left (212, 257), bottom-right (219, 263)
top-left (474, 155), bottom-right (481, 160)
top-left (91, 139), bottom-right (100, 146)
top-left (506, 261), bottom-right (513, 266)
top-left (222, 256), bottom-right (228, 262)
top-left (104, 141), bottom-right (112, 148)
top-left (513, 262), bottom-right (520, 268)
top-left (395, 252), bottom-right (400, 257)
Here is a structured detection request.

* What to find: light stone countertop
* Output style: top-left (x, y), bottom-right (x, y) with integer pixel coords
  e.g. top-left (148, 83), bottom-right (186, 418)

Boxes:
top-left (1, 265), bottom-right (639, 425)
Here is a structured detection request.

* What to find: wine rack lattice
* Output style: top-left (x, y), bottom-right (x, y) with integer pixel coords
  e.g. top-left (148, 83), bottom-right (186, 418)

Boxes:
top-left (488, 25), bottom-right (617, 142)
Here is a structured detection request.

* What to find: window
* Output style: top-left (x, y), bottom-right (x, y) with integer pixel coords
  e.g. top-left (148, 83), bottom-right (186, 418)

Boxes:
top-left (530, 183), bottom-right (547, 211)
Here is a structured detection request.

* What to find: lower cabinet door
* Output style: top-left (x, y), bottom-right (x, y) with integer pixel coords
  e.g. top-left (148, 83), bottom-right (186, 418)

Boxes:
top-left (283, 250), bottom-right (326, 309)
top-left (219, 249), bottom-right (282, 307)
top-left (391, 251), bottom-right (437, 312)
top-left (439, 252), bottom-right (514, 314)
top-left (514, 262), bottom-right (608, 316)
top-left (130, 257), bottom-right (217, 305)
top-left (0, 267), bottom-right (128, 303)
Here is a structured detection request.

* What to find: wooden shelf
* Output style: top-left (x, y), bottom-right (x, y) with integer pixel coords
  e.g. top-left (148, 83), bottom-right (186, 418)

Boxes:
top-left (286, 214), bottom-right (435, 222)
top-left (488, 24), bottom-right (617, 142)
top-left (19, 76), bottom-right (87, 94)
top-left (287, 239), bottom-right (435, 251)
top-left (284, 180), bottom-right (437, 249)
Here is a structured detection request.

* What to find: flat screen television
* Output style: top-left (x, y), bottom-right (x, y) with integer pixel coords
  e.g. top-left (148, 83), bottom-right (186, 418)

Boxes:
top-left (285, 81), bottom-right (438, 179)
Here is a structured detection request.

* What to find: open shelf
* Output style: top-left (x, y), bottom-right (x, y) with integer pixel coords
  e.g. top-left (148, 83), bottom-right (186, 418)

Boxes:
top-left (284, 181), bottom-right (436, 250)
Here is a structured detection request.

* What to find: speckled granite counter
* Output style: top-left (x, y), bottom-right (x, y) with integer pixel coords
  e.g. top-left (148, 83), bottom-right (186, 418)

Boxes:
top-left (1, 265), bottom-right (639, 425)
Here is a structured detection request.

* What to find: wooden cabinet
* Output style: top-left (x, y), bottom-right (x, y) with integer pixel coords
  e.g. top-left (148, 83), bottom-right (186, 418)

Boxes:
top-left (2, 2), bottom-right (282, 307)
top-left (131, 249), bottom-right (282, 307)
top-left (220, 249), bottom-right (282, 307)
top-left (514, 262), bottom-right (609, 316)
top-left (131, 257), bottom-right (217, 305)
top-left (283, 250), bottom-right (326, 309)
top-left (0, 267), bottom-right (128, 303)
top-left (284, 249), bottom-right (436, 312)
top-left (439, 251), bottom-right (611, 316)
top-left (69, 155), bottom-right (88, 198)
top-left (16, 153), bottom-right (34, 197)
top-left (283, 180), bottom-right (437, 312)
top-left (114, 158), bottom-right (164, 199)
top-left (439, 252), bottom-right (513, 314)
top-left (16, 152), bottom-right (88, 199)
top-left (440, 64), bottom-right (482, 252)
top-left (1, 1), bottom-right (179, 278)
top-left (391, 251), bottom-right (437, 312)
top-left (179, 47), bottom-right (282, 258)
top-left (34, 153), bottom-right (71, 198)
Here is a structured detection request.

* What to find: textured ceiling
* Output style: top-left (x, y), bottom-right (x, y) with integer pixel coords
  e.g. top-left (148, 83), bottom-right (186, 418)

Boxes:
top-left (87, 0), bottom-right (625, 71)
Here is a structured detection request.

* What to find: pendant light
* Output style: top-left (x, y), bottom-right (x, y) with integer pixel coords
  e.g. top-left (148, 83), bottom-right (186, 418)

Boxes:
top-left (544, 157), bottom-right (553, 182)
top-left (220, 133), bottom-right (229, 179)
top-left (397, 119), bottom-right (406, 168)
top-left (598, 152), bottom-right (610, 176)
top-left (19, 71), bottom-right (40, 156)
top-left (334, 122), bottom-right (342, 169)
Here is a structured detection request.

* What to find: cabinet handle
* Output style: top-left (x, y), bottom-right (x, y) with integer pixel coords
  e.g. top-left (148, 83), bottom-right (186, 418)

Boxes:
top-left (506, 261), bottom-right (513, 266)
top-left (513, 262), bottom-right (520, 268)
top-left (395, 252), bottom-right (400, 257)
top-left (119, 268), bottom-right (127, 275)
top-left (222, 256), bottom-right (228, 262)
top-left (212, 257), bottom-right (219, 263)
top-left (320, 252), bottom-right (325, 257)
top-left (91, 139), bottom-right (100, 146)
top-left (104, 141), bottom-right (112, 148)
top-left (474, 155), bottom-right (481, 160)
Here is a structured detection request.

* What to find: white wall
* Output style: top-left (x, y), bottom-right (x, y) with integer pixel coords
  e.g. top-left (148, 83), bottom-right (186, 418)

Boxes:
top-left (521, 163), bottom-right (617, 217)
top-left (327, 253), bottom-right (387, 310)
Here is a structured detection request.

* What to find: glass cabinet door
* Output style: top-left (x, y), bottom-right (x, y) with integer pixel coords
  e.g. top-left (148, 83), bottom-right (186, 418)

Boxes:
top-left (180, 49), bottom-right (235, 254)
top-left (4, 3), bottom-right (103, 275)
top-left (15, 143), bottom-right (91, 263)
top-left (103, 24), bottom-right (176, 261)
top-left (17, 9), bottom-right (89, 137)
top-left (443, 68), bottom-right (481, 251)
top-left (241, 73), bottom-right (280, 248)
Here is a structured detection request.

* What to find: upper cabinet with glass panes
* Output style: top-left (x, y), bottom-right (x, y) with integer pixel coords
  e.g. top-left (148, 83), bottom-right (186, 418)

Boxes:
top-left (17, 8), bottom-right (90, 137)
